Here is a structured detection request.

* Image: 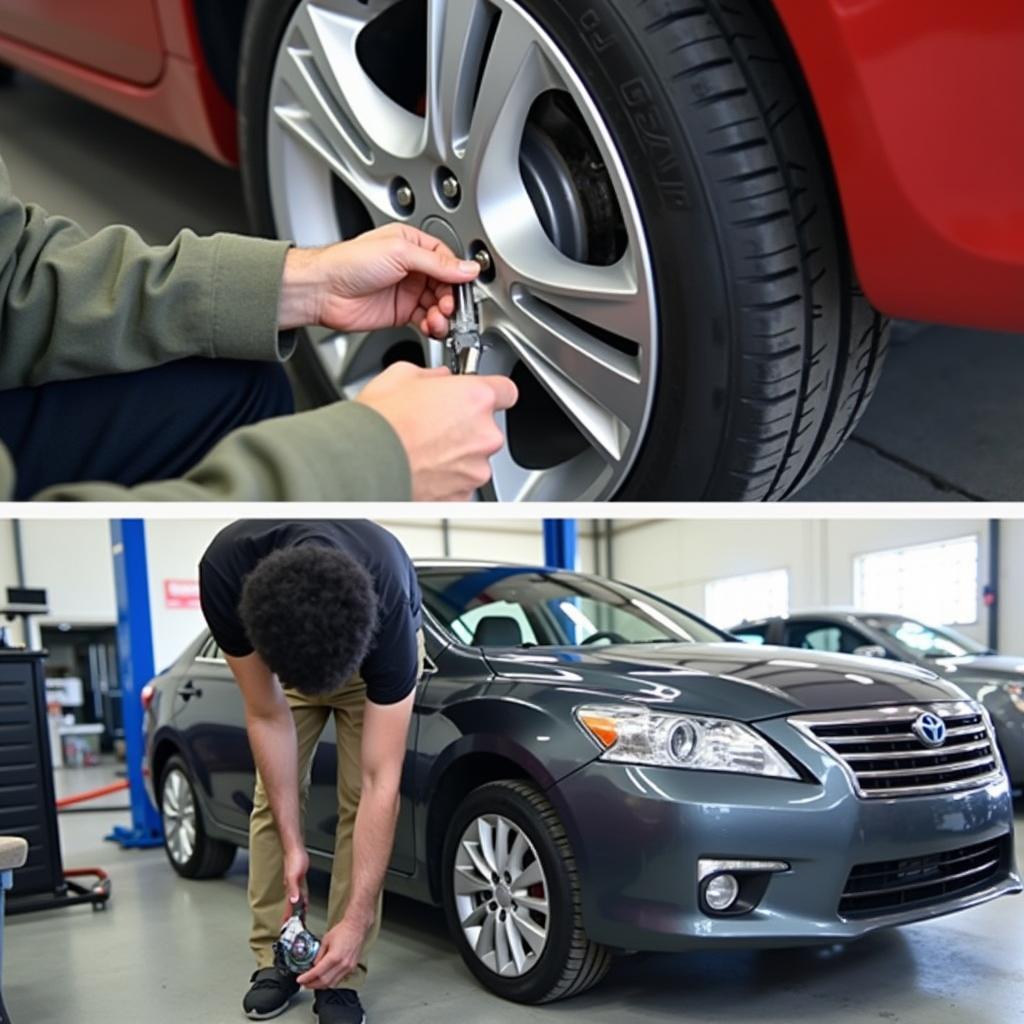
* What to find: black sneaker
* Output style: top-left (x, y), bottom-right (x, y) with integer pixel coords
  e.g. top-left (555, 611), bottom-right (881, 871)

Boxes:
top-left (313, 989), bottom-right (366, 1024)
top-left (243, 968), bottom-right (300, 1020)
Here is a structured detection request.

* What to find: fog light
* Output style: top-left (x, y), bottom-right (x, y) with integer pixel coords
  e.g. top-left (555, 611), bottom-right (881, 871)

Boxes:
top-left (704, 873), bottom-right (740, 911)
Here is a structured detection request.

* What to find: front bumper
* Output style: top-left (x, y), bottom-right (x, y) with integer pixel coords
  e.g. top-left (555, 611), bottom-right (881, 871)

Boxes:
top-left (549, 722), bottom-right (1021, 952)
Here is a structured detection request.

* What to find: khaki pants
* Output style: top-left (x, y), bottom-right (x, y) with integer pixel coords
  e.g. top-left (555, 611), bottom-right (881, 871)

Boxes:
top-left (247, 632), bottom-right (423, 990)
top-left (248, 675), bottom-right (378, 988)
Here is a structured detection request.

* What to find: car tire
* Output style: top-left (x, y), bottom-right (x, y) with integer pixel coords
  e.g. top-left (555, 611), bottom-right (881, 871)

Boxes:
top-left (159, 756), bottom-right (237, 880)
top-left (238, 0), bottom-right (887, 500)
top-left (440, 779), bottom-right (611, 1003)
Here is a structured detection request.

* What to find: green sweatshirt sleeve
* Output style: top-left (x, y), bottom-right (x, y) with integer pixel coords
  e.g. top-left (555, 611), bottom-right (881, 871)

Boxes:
top-left (0, 153), bottom-right (293, 389)
top-left (30, 401), bottom-right (412, 501)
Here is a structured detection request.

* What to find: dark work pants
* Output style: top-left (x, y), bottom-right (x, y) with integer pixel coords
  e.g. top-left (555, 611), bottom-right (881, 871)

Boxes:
top-left (0, 358), bottom-right (294, 499)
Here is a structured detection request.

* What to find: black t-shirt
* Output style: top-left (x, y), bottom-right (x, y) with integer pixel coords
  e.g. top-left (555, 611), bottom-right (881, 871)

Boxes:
top-left (199, 520), bottom-right (422, 705)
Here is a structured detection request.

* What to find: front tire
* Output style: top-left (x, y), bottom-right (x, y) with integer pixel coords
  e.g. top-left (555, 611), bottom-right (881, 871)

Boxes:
top-left (159, 756), bottom-right (237, 879)
top-left (441, 780), bottom-right (611, 1003)
top-left (239, 0), bottom-right (887, 500)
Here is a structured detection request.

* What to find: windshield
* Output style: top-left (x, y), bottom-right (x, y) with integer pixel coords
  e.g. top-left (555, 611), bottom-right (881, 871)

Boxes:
top-left (418, 567), bottom-right (728, 648)
top-left (865, 615), bottom-right (988, 659)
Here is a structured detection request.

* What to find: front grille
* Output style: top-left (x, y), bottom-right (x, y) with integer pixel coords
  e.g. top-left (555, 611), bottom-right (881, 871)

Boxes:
top-left (789, 701), bottom-right (1003, 797)
top-left (839, 835), bottom-right (1010, 919)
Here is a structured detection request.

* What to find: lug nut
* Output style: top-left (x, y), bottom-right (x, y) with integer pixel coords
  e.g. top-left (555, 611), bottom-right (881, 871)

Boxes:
top-left (394, 184), bottom-right (414, 209)
top-left (474, 249), bottom-right (492, 274)
top-left (441, 175), bottom-right (460, 200)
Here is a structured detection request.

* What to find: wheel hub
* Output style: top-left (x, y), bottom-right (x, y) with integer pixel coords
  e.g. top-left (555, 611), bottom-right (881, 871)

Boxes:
top-left (420, 215), bottom-right (465, 258)
top-left (495, 883), bottom-right (512, 910)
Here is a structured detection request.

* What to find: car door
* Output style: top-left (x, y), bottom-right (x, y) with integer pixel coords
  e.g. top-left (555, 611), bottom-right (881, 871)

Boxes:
top-left (782, 619), bottom-right (875, 656)
top-left (0, 1), bottom-right (165, 83)
top-left (171, 635), bottom-right (253, 834)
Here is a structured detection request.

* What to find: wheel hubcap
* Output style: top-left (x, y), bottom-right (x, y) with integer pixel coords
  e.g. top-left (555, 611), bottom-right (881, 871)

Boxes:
top-left (453, 812), bottom-right (549, 976)
top-left (161, 769), bottom-right (196, 865)
top-left (267, 0), bottom-right (658, 501)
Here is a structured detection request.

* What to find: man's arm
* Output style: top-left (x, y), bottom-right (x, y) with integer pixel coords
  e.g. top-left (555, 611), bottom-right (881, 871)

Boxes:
top-left (225, 652), bottom-right (308, 905)
top-left (297, 691), bottom-right (415, 989)
top-left (0, 155), bottom-right (290, 391)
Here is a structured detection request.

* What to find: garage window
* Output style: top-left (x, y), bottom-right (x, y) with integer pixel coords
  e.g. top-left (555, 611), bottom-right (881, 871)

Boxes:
top-left (704, 570), bottom-right (789, 629)
top-left (853, 535), bottom-right (979, 625)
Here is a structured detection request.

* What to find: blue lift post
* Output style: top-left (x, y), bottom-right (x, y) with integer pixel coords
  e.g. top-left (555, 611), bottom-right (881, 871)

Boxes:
top-left (543, 519), bottom-right (577, 570)
top-left (106, 520), bottom-right (164, 849)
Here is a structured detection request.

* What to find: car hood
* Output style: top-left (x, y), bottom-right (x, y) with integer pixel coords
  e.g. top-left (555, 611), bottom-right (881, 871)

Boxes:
top-left (484, 642), bottom-right (965, 721)
top-left (932, 653), bottom-right (1024, 681)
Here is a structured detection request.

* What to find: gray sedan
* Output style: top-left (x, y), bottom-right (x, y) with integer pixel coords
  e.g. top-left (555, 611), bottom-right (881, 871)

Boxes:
top-left (145, 564), bottom-right (1021, 1004)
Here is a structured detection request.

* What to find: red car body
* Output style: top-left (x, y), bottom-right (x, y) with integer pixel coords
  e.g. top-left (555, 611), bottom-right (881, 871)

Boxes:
top-left (0, 0), bottom-right (1021, 331)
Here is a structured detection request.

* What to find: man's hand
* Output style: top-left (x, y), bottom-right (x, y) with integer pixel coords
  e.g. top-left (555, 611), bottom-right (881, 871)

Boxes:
top-left (356, 362), bottom-right (518, 500)
top-left (296, 914), bottom-right (371, 990)
top-left (282, 845), bottom-right (310, 919)
top-left (278, 224), bottom-right (480, 337)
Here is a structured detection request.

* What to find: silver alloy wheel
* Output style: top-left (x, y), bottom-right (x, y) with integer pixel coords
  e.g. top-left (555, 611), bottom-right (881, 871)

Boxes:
top-left (453, 812), bottom-right (550, 977)
top-left (266, 0), bottom-right (658, 501)
top-left (161, 768), bottom-right (197, 867)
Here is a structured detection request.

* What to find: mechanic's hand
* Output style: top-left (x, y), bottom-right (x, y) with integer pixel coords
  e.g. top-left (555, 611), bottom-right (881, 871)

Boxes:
top-left (356, 362), bottom-right (518, 501)
top-left (296, 915), bottom-right (370, 990)
top-left (282, 846), bottom-right (310, 920)
top-left (278, 224), bottom-right (480, 337)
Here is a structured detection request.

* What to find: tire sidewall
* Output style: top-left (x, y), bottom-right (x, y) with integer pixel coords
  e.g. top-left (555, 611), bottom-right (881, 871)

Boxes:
top-left (441, 782), bottom-right (577, 1004)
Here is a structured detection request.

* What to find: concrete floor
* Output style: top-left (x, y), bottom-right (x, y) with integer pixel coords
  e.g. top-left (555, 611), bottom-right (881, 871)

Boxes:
top-left (4, 761), bottom-right (1024, 1024)
top-left (2, 74), bottom-right (1023, 500)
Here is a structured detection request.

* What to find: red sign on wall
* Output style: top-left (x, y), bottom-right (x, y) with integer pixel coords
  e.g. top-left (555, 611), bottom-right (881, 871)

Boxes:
top-left (164, 579), bottom-right (200, 610)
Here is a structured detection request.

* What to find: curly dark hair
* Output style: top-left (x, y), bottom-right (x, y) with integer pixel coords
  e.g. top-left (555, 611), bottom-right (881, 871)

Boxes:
top-left (239, 546), bottom-right (378, 696)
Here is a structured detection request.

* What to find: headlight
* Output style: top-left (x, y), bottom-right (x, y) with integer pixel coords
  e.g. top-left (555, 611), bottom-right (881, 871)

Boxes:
top-left (1005, 684), bottom-right (1024, 715)
top-left (574, 704), bottom-right (800, 779)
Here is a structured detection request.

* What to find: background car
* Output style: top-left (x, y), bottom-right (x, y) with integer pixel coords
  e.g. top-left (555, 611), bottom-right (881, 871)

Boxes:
top-left (2, 2), bottom-right (1022, 501)
top-left (144, 561), bottom-right (1020, 1004)
top-left (730, 610), bottom-right (1024, 791)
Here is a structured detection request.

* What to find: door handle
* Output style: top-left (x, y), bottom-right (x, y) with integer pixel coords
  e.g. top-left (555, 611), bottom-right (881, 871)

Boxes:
top-left (177, 680), bottom-right (203, 701)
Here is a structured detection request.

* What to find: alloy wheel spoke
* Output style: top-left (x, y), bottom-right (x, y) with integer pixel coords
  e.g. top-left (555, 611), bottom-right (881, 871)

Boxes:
top-left (463, 841), bottom-right (493, 883)
top-left (512, 894), bottom-right (548, 914)
top-left (494, 818), bottom-right (511, 874)
top-left (474, 909), bottom-right (497, 960)
top-left (505, 914), bottom-right (529, 972)
top-left (453, 864), bottom-right (492, 895)
top-left (460, 900), bottom-right (489, 929)
top-left (510, 859), bottom-right (543, 891)
top-left (507, 831), bottom-right (528, 878)
top-left (274, 4), bottom-right (422, 210)
top-left (467, 12), bottom-right (559, 190)
top-left (425, 0), bottom-right (494, 162)
top-left (510, 909), bottom-right (547, 955)
top-left (494, 908), bottom-right (512, 974)
top-left (476, 817), bottom-right (499, 875)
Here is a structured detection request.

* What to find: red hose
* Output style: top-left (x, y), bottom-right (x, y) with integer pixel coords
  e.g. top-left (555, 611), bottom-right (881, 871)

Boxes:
top-left (56, 780), bottom-right (129, 809)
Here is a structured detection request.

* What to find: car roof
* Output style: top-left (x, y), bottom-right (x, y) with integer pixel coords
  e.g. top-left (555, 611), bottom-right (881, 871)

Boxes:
top-left (414, 559), bottom-right (559, 571)
top-left (732, 609), bottom-right (899, 628)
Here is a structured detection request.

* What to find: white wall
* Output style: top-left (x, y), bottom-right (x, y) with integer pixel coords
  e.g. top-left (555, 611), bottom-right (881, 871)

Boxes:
top-left (0, 524), bottom-right (24, 645)
top-left (999, 521), bottom-right (1024, 648)
top-left (608, 519), bottom-right (823, 615)
top-left (143, 519), bottom-right (235, 670)
top-left (3, 516), bottom-right (1018, 662)
top-left (608, 518), bottom-right (1002, 643)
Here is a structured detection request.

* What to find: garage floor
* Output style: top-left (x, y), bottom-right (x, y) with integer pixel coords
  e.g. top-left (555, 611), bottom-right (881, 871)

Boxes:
top-left (5, 762), bottom-right (1023, 1024)
top-left (2, 75), bottom-right (1022, 502)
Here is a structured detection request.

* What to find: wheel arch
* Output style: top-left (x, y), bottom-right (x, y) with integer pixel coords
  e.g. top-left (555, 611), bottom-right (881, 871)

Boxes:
top-left (424, 748), bottom-right (542, 903)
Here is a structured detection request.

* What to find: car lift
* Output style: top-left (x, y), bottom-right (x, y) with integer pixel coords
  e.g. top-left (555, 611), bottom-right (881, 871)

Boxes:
top-left (105, 520), bottom-right (163, 849)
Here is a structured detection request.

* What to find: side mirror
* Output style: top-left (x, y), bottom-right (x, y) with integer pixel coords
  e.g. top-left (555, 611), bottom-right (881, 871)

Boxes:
top-left (853, 644), bottom-right (887, 659)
